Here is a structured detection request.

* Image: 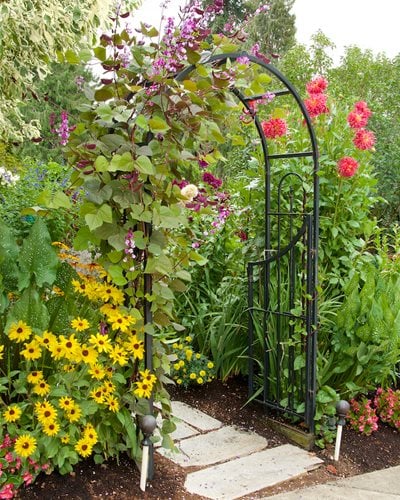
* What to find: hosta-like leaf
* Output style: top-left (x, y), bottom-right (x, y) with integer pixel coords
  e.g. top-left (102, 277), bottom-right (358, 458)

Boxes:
top-left (7, 287), bottom-right (49, 331)
top-left (18, 219), bottom-right (59, 289)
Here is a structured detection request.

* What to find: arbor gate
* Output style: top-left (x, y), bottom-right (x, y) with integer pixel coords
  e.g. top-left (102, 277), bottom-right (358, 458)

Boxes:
top-left (176, 53), bottom-right (319, 431)
top-left (142, 52), bottom-right (319, 476)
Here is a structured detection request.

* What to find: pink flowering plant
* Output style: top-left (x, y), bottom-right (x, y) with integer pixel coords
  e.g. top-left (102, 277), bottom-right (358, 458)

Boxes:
top-left (300, 80), bottom-right (378, 288)
top-left (348, 397), bottom-right (379, 436)
top-left (347, 388), bottom-right (400, 437)
top-left (374, 388), bottom-right (400, 430)
top-left (0, 435), bottom-right (47, 499)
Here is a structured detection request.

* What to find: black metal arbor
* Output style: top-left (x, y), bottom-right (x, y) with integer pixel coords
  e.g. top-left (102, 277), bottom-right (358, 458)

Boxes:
top-left (144, 53), bottom-right (319, 433)
top-left (176, 52), bottom-right (319, 431)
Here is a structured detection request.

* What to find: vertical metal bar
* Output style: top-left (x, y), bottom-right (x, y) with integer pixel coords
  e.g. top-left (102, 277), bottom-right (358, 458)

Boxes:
top-left (276, 211), bottom-right (282, 404)
top-left (304, 214), bottom-right (316, 430)
top-left (247, 263), bottom-right (254, 398)
top-left (311, 118), bottom-right (320, 436)
top-left (288, 187), bottom-right (295, 411)
top-left (143, 222), bottom-right (154, 478)
top-left (262, 262), bottom-right (270, 405)
top-left (144, 276), bottom-right (152, 372)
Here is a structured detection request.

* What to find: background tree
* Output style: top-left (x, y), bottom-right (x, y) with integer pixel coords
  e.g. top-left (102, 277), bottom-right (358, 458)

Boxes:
top-left (246, 0), bottom-right (296, 57)
top-left (278, 31), bottom-right (335, 89)
top-left (0, 0), bottom-right (139, 144)
top-left (202, 0), bottom-right (250, 33)
top-left (203, 0), bottom-right (296, 58)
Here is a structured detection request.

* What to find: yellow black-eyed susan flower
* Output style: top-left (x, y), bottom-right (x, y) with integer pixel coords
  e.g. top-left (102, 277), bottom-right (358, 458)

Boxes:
top-left (27, 371), bottom-right (43, 384)
top-left (75, 438), bottom-right (93, 458)
top-left (42, 420), bottom-right (60, 437)
top-left (14, 434), bottom-right (37, 458)
top-left (3, 405), bottom-right (22, 423)
top-left (7, 320), bottom-right (32, 343)
top-left (71, 317), bottom-right (90, 332)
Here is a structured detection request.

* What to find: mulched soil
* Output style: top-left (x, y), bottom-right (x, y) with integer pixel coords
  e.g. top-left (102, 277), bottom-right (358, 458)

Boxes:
top-left (18, 377), bottom-right (400, 499)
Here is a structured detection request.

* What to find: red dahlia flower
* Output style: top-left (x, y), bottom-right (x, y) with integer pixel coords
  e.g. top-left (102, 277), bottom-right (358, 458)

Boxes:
top-left (306, 76), bottom-right (328, 95)
top-left (347, 111), bottom-right (369, 129)
top-left (304, 93), bottom-right (329, 118)
top-left (337, 156), bottom-right (359, 177)
top-left (353, 128), bottom-right (376, 150)
top-left (354, 101), bottom-right (372, 119)
top-left (261, 118), bottom-right (287, 139)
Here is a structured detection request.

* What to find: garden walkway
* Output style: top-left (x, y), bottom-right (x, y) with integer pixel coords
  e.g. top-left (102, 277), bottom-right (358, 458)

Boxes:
top-left (156, 401), bottom-right (400, 499)
top-left (156, 400), bottom-right (323, 499)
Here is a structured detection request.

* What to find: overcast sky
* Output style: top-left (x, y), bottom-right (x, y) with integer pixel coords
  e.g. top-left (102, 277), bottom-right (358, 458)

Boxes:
top-left (133, 0), bottom-right (400, 60)
top-left (292, 0), bottom-right (400, 59)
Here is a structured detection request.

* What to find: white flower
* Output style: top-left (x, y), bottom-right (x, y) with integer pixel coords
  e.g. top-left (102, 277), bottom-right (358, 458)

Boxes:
top-left (181, 184), bottom-right (198, 201)
top-left (0, 166), bottom-right (19, 186)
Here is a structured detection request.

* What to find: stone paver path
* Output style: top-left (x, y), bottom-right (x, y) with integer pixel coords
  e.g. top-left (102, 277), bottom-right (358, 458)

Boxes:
top-left (156, 400), bottom-right (323, 499)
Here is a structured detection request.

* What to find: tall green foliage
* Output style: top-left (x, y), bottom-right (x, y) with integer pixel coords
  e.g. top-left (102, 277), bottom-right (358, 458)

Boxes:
top-left (16, 63), bottom-right (93, 163)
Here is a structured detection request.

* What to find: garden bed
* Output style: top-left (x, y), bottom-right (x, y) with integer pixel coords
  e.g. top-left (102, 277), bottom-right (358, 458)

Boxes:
top-left (19, 377), bottom-right (400, 499)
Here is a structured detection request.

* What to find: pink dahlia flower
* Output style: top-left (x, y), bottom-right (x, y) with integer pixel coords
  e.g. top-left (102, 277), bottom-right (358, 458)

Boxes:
top-left (304, 93), bottom-right (329, 118)
top-left (306, 76), bottom-right (328, 95)
top-left (347, 111), bottom-right (369, 129)
top-left (353, 128), bottom-right (376, 150)
top-left (261, 118), bottom-right (288, 139)
top-left (337, 156), bottom-right (359, 177)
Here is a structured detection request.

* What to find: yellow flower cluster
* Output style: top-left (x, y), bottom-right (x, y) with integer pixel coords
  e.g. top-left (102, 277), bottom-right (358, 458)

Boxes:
top-left (171, 337), bottom-right (215, 388)
top-left (71, 278), bottom-right (124, 305)
top-left (133, 369), bottom-right (157, 399)
top-left (35, 400), bottom-right (61, 436)
top-left (1, 261), bottom-right (160, 467)
top-left (74, 423), bottom-right (98, 458)
top-left (6, 303), bottom-right (144, 370)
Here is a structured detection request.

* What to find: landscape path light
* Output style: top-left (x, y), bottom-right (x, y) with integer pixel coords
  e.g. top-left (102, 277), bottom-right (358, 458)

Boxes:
top-left (139, 414), bottom-right (157, 491)
top-left (334, 400), bottom-right (350, 461)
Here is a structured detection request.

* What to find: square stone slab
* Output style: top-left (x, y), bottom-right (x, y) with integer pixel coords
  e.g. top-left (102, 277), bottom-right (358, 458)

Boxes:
top-left (171, 401), bottom-right (223, 431)
top-left (184, 444), bottom-right (323, 499)
top-left (154, 419), bottom-right (199, 447)
top-left (157, 425), bottom-right (268, 467)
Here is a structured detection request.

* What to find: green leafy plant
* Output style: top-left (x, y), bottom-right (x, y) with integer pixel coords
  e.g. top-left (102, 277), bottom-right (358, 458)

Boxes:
top-left (0, 160), bottom-right (79, 242)
top-left (1, 3), bottom-right (284, 494)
